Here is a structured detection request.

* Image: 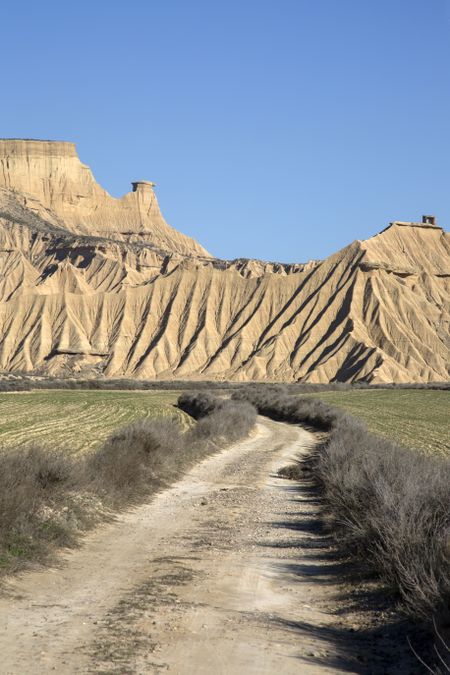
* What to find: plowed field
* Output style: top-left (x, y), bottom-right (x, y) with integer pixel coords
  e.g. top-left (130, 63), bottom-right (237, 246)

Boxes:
top-left (0, 390), bottom-right (192, 452)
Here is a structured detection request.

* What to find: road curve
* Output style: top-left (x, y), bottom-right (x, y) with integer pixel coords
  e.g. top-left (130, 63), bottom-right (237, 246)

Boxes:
top-left (0, 418), bottom-right (366, 674)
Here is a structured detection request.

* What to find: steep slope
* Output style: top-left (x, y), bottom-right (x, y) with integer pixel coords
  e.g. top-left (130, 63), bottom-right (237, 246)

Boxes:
top-left (0, 140), bottom-right (448, 382)
top-left (0, 139), bottom-right (208, 257)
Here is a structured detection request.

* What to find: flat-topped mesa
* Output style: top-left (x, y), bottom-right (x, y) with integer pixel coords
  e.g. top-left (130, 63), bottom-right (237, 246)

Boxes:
top-left (361, 214), bottom-right (449, 278)
top-left (389, 214), bottom-right (442, 230)
top-left (0, 138), bottom-right (78, 157)
top-left (0, 139), bottom-right (209, 257)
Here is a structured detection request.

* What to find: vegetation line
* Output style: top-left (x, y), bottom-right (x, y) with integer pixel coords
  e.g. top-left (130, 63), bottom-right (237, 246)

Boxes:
top-left (0, 375), bottom-right (449, 393)
top-left (232, 385), bottom-right (450, 628)
top-left (0, 394), bottom-right (256, 574)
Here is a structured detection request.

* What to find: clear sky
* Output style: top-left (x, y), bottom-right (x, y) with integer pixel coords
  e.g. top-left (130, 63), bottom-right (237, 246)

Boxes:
top-left (1, 0), bottom-right (450, 261)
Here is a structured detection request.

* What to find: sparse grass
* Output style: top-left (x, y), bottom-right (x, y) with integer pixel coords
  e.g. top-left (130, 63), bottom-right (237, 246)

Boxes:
top-left (303, 389), bottom-right (449, 456)
top-left (0, 390), bottom-right (192, 453)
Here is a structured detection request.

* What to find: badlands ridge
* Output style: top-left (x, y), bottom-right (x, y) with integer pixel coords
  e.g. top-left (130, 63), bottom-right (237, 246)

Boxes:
top-left (0, 139), bottom-right (448, 382)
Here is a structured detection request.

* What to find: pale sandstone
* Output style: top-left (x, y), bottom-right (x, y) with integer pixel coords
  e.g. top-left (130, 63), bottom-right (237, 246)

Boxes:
top-left (0, 139), bottom-right (208, 257)
top-left (0, 140), bottom-right (448, 382)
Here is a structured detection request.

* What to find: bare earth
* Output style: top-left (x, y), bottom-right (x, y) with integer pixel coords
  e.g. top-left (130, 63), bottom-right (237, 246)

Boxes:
top-left (0, 139), bottom-right (448, 383)
top-left (0, 419), bottom-right (399, 674)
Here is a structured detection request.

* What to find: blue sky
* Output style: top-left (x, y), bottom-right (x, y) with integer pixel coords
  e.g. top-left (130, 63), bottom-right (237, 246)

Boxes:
top-left (2, 0), bottom-right (449, 261)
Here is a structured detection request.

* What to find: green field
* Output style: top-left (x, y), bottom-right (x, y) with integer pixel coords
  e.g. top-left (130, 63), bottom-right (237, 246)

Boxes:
top-left (0, 390), bottom-right (192, 453)
top-left (306, 389), bottom-right (449, 456)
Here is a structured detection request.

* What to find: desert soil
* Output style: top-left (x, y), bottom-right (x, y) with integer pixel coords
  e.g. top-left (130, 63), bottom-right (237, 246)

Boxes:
top-left (0, 419), bottom-right (412, 674)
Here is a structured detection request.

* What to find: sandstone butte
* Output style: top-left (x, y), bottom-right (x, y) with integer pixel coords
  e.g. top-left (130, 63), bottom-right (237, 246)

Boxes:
top-left (0, 139), bottom-right (448, 383)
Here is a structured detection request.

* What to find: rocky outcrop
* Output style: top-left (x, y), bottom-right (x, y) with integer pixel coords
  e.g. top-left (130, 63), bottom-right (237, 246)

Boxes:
top-left (0, 140), bottom-right (448, 383)
top-left (0, 139), bottom-right (208, 257)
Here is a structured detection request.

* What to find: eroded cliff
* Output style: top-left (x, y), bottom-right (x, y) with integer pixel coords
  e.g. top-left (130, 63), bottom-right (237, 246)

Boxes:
top-left (0, 140), bottom-right (448, 382)
top-left (0, 139), bottom-right (208, 257)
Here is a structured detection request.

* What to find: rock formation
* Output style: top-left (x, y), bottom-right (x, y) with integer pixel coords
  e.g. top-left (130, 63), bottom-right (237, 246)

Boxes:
top-left (0, 139), bottom-right (207, 257)
top-left (0, 140), bottom-right (448, 383)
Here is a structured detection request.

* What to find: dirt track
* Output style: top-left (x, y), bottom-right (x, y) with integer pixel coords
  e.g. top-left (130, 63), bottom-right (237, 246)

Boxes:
top-left (0, 419), bottom-right (378, 674)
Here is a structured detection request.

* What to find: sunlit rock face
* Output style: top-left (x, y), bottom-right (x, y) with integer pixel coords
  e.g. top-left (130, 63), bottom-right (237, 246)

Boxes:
top-left (0, 139), bottom-right (208, 257)
top-left (0, 139), bottom-right (448, 382)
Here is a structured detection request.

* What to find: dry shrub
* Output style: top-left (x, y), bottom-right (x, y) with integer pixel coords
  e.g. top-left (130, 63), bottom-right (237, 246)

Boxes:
top-left (85, 419), bottom-right (184, 501)
top-left (1, 375), bottom-right (447, 394)
top-left (277, 463), bottom-right (306, 480)
top-left (232, 384), bottom-right (339, 430)
top-left (233, 385), bottom-right (450, 624)
top-left (317, 417), bottom-right (450, 620)
top-left (0, 445), bottom-right (75, 565)
top-left (0, 392), bottom-right (256, 572)
top-left (180, 393), bottom-right (257, 444)
top-left (177, 392), bottom-right (219, 419)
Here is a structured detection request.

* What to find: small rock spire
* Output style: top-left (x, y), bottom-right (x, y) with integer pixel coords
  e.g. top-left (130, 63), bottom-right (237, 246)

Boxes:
top-left (131, 180), bottom-right (156, 193)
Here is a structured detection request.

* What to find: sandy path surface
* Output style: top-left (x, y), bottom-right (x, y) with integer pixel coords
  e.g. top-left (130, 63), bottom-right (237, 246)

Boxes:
top-left (0, 419), bottom-right (369, 674)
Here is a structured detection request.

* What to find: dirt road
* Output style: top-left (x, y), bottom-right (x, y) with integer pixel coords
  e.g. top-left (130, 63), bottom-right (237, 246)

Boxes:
top-left (0, 419), bottom-right (371, 674)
